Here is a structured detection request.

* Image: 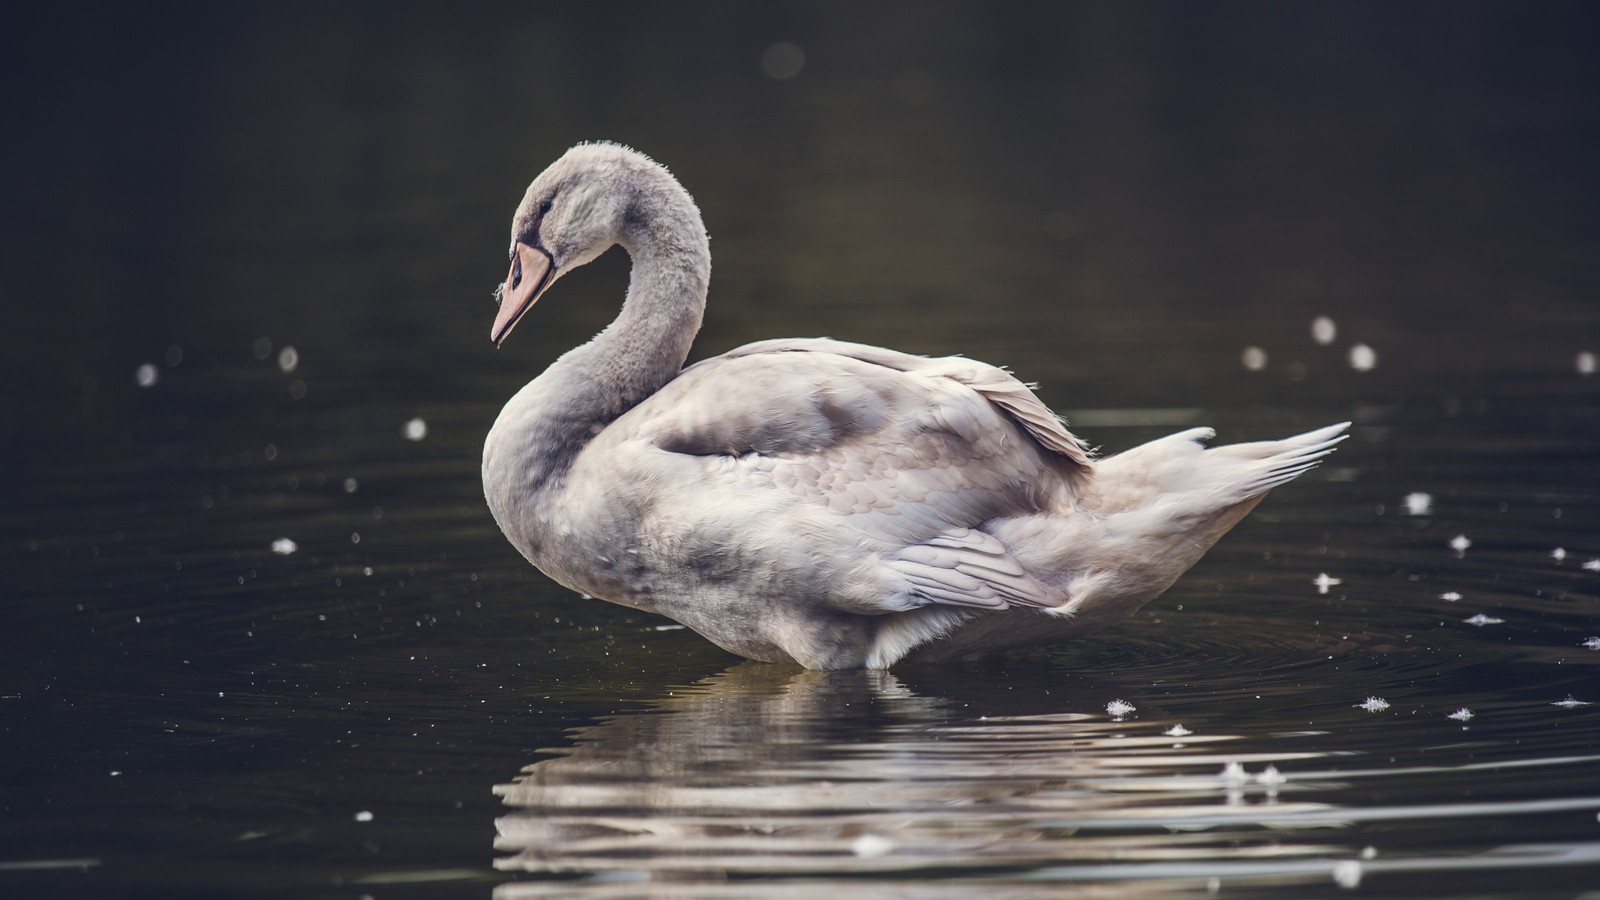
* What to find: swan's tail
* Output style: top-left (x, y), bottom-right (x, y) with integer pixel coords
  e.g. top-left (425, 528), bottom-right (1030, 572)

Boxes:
top-left (1010, 421), bottom-right (1349, 633)
top-left (1204, 421), bottom-right (1351, 501)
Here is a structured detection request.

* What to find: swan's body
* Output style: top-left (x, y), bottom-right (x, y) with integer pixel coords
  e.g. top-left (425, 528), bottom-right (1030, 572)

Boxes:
top-left (483, 143), bottom-right (1347, 670)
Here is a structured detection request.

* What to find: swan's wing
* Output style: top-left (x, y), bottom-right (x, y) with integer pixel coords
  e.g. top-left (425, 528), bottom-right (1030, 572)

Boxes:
top-left (712, 338), bottom-right (1094, 466)
top-left (609, 338), bottom-right (1087, 612)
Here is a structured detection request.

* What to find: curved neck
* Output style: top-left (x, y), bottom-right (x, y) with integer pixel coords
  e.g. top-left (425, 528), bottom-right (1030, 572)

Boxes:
top-left (588, 204), bottom-right (710, 416)
top-left (486, 188), bottom-right (710, 506)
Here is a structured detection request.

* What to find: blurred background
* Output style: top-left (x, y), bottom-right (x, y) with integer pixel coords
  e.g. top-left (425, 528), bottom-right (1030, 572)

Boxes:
top-left (3, 2), bottom-right (1599, 896)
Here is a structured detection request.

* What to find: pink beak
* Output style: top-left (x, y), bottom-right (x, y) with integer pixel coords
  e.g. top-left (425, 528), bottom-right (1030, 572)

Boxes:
top-left (492, 241), bottom-right (555, 347)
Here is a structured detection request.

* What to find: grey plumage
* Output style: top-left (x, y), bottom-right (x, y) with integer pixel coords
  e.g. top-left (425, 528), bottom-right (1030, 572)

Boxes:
top-left (482, 143), bottom-right (1349, 670)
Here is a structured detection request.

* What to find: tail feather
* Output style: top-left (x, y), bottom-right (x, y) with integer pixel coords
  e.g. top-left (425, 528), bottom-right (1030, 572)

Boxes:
top-left (1209, 421), bottom-right (1350, 499)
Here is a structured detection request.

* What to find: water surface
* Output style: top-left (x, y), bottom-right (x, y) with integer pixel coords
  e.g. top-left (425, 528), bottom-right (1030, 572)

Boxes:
top-left (3, 4), bottom-right (1599, 897)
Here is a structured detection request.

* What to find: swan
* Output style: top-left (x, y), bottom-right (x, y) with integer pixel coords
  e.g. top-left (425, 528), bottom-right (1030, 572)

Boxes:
top-left (483, 142), bottom-right (1348, 670)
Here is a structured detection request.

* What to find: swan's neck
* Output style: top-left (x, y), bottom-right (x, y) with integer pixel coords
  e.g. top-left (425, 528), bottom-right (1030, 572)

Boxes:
top-left (485, 190), bottom-right (709, 525)
top-left (580, 223), bottom-right (710, 420)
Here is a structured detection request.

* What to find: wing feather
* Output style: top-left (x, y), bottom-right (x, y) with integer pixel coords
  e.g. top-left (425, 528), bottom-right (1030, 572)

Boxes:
top-left (608, 337), bottom-right (1083, 614)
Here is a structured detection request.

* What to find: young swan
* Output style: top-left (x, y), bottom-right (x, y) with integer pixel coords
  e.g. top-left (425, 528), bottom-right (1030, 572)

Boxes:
top-left (482, 142), bottom-right (1348, 670)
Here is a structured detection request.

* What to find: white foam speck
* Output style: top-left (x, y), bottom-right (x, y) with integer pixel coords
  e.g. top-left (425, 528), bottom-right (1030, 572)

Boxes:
top-left (1220, 760), bottom-right (1248, 784)
top-left (277, 345), bottom-right (299, 373)
top-left (403, 418), bottom-right (428, 441)
top-left (1553, 696), bottom-right (1591, 709)
top-left (1553, 547), bottom-right (1568, 561)
top-left (1448, 708), bottom-right (1474, 721)
top-left (271, 538), bottom-right (298, 556)
top-left (1241, 346), bottom-right (1268, 371)
top-left (1583, 559), bottom-right (1600, 572)
top-left (1106, 699), bottom-right (1136, 717)
top-left (1401, 492), bottom-right (1433, 515)
top-left (1312, 316), bottom-right (1337, 346)
top-left (1164, 724), bottom-right (1192, 737)
top-left (1357, 696), bottom-right (1390, 712)
top-left (136, 363), bottom-right (159, 387)
top-left (1348, 343), bottom-right (1377, 372)
top-left (1578, 351), bottom-right (1597, 376)
top-left (1440, 591), bottom-right (1462, 601)
top-left (1255, 765), bottom-right (1285, 787)
top-left (354, 810), bottom-right (374, 822)
top-left (1582, 637), bottom-right (1600, 651)
top-left (343, 478), bottom-right (359, 493)
top-left (1463, 614), bottom-right (1504, 626)
top-left (1332, 859), bottom-right (1363, 889)
top-left (1449, 534), bottom-right (1472, 554)
top-left (1312, 573), bottom-right (1342, 595)
top-left (851, 834), bottom-right (894, 858)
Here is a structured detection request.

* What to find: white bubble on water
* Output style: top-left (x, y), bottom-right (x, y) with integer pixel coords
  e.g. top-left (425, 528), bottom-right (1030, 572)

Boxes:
top-left (1440, 591), bottom-right (1462, 601)
top-left (252, 336), bottom-right (273, 359)
top-left (1164, 724), bottom-right (1192, 737)
top-left (403, 418), bottom-right (428, 441)
top-left (278, 345), bottom-right (299, 373)
top-left (1553, 696), bottom-right (1592, 709)
top-left (1401, 492), bottom-right (1433, 515)
top-left (1463, 614), bottom-right (1504, 626)
top-left (1106, 699), bottom-right (1136, 717)
top-left (343, 478), bottom-right (359, 493)
top-left (1449, 534), bottom-right (1472, 554)
top-left (1356, 696), bottom-right (1390, 712)
top-left (1241, 346), bottom-right (1269, 371)
top-left (271, 538), bottom-right (298, 555)
top-left (1578, 351), bottom-right (1597, 375)
top-left (1448, 707), bottom-right (1475, 721)
top-left (1582, 637), bottom-right (1600, 651)
top-left (1583, 559), bottom-right (1600, 572)
top-left (1312, 316), bottom-right (1337, 345)
top-left (136, 363), bottom-right (159, 387)
top-left (1332, 859), bottom-right (1363, 889)
top-left (851, 834), bottom-right (894, 858)
top-left (1220, 760), bottom-right (1248, 785)
top-left (1312, 572), bottom-right (1342, 595)
top-left (1348, 343), bottom-right (1377, 371)
top-left (354, 810), bottom-right (374, 822)
top-left (1255, 765), bottom-right (1285, 787)
top-left (1552, 547), bottom-right (1567, 561)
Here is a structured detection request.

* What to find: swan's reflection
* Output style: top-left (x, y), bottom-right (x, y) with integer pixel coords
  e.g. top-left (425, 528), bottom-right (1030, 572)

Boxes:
top-left (493, 663), bottom-right (1335, 895)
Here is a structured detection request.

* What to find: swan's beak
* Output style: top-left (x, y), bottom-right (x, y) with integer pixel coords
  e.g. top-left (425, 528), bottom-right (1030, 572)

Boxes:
top-left (491, 241), bottom-right (556, 347)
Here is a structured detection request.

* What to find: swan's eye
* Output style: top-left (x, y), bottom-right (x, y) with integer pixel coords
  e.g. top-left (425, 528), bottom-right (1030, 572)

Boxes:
top-left (538, 199), bottom-right (553, 216)
top-left (511, 254), bottom-right (523, 289)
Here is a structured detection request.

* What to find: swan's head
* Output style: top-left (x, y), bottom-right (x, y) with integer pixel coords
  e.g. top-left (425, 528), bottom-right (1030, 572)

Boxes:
top-left (492, 142), bottom-right (684, 347)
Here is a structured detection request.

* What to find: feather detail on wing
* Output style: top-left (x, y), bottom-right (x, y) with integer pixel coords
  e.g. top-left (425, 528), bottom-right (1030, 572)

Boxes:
top-left (884, 528), bottom-right (1067, 611)
top-left (709, 337), bottom-right (1092, 468)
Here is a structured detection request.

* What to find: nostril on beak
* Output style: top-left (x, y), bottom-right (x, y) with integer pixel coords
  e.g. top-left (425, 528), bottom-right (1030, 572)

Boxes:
top-left (512, 256), bottom-right (523, 289)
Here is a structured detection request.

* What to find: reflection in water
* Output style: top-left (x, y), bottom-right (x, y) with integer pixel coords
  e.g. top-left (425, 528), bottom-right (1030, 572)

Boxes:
top-left (493, 663), bottom-right (1600, 895)
top-left (491, 664), bottom-right (1298, 894)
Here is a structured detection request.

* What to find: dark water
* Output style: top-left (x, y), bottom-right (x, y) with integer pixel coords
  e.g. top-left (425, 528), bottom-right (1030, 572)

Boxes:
top-left (4, 3), bottom-right (1600, 897)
